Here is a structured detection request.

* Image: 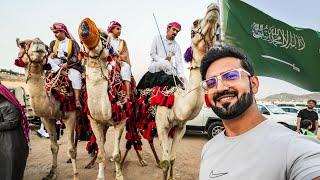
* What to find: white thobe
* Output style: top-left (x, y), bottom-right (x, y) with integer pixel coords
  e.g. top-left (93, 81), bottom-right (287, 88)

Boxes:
top-left (148, 35), bottom-right (184, 79)
top-left (110, 37), bottom-right (132, 82)
top-left (47, 38), bottom-right (82, 89)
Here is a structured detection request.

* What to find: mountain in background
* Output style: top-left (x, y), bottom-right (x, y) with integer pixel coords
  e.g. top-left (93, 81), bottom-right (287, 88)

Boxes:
top-left (261, 92), bottom-right (320, 102)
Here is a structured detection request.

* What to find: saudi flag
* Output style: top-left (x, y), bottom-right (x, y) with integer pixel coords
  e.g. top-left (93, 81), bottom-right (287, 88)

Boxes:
top-left (221, 0), bottom-right (320, 91)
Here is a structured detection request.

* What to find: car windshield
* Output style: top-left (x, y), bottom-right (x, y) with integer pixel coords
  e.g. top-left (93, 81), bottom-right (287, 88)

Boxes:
top-left (266, 105), bottom-right (286, 114)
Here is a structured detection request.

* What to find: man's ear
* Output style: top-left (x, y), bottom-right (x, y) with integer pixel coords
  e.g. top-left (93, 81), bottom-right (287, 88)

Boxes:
top-left (250, 76), bottom-right (259, 94)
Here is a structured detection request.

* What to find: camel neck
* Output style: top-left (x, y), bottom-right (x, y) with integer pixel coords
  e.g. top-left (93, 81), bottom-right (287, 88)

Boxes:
top-left (188, 66), bottom-right (202, 91)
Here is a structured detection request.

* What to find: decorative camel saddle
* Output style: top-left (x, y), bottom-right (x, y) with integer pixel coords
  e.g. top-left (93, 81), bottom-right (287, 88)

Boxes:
top-left (45, 70), bottom-right (76, 112)
top-left (15, 38), bottom-right (77, 112)
top-left (136, 86), bottom-right (178, 142)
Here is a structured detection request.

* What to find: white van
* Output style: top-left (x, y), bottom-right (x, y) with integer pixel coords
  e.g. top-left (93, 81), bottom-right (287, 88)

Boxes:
top-left (257, 103), bottom-right (297, 127)
top-left (186, 103), bottom-right (297, 139)
top-left (186, 106), bottom-right (223, 139)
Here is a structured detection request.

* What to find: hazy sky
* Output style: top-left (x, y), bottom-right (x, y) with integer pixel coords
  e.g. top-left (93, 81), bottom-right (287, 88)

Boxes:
top-left (0, 0), bottom-right (319, 98)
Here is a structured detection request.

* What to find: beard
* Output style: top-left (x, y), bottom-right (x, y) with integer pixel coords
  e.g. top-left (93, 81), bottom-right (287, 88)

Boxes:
top-left (307, 105), bottom-right (314, 110)
top-left (211, 90), bottom-right (254, 120)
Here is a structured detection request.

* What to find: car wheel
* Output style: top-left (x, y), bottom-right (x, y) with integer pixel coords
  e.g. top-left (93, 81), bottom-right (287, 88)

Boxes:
top-left (208, 121), bottom-right (224, 139)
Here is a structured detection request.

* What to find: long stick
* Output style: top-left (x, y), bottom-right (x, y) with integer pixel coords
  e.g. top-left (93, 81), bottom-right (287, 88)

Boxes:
top-left (152, 13), bottom-right (180, 87)
top-left (153, 13), bottom-right (168, 56)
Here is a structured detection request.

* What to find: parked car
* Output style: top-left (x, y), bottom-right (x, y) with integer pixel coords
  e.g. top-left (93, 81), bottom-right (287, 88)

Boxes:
top-left (187, 103), bottom-right (298, 139)
top-left (277, 103), bottom-right (295, 107)
top-left (257, 103), bottom-right (297, 128)
top-left (280, 106), bottom-right (300, 114)
top-left (8, 86), bottom-right (41, 126)
top-left (295, 104), bottom-right (306, 109)
top-left (186, 106), bottom-right (223, 139)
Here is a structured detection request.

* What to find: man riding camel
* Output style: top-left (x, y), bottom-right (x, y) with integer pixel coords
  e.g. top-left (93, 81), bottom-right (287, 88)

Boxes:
top-left (137, 21), bottom-right (184, 90)
top-left (107, 20), bottom-right (132, 99)
top-left (47, 22), bottom-right (83, 108)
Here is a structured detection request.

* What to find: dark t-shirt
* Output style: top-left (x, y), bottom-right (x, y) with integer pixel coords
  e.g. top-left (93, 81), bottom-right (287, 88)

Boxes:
top-left (297, 109), bottom-right (319, 131)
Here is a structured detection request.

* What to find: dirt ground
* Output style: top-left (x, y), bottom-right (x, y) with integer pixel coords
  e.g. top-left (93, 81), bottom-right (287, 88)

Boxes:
top-left (24, 129), bottom-right (208, 180)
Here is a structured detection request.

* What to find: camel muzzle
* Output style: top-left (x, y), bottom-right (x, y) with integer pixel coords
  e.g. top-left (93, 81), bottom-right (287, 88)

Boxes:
top-left (80, 21), bottom-right (90, 38)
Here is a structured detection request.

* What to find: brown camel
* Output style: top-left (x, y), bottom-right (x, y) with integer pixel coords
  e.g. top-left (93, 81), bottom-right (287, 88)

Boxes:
top-left (16, 38), bottom-right (78, 180)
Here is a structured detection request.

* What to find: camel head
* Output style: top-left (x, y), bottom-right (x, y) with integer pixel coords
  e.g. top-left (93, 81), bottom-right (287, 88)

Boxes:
top-left (191, 3), bottom-right (220, 55)
top-left (16, 37), bottom-right (48, 67)
top-left (78, 18), bottom-right (109, 61)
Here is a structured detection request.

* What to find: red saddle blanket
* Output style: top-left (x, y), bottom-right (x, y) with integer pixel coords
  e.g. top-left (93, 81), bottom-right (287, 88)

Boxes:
top-left (135, 86), bottom-right (177, 142)
top-left (45, 72), bottom-right (76, 112)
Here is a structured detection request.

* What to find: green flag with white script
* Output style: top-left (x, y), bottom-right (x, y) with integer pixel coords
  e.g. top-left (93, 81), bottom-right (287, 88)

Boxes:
top-left (222, 0), bottom-right (320, 91)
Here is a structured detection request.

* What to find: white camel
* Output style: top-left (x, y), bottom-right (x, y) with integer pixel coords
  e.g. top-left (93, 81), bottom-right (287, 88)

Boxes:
top-left (154, 4), bottom-right (220, 180)
top-left (16, 38), bottom-right (78, 180)
top-left (78, 18), bottom-right (144, 180)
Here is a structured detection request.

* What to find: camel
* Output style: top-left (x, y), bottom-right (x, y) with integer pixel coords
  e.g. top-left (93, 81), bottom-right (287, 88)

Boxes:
top-left (15, 38), bottom-right (78, 180)
top-left (78, 18), bottom-right (145, 180)
top-left (153, 4), bottom-right (220, 180)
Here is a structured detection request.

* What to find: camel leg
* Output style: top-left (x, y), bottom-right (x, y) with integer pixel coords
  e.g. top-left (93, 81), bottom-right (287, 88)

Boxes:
top-left (135, 149), bottom-right (148, 166)
top-left (156, 112), bottom-right (173, 180)
top-left (85, 152), bottom-right (97, 169)
top-left (169, 125), bottom-right (186, 180)
top-left (158, 128), bottom-right (173, 180)
top-left (121, 143), bottom-right (147, 168)
top-left (67, 129), bottom-right (78, 164)
top-left (89, 117), bottom-right (107, 180)
top-left (113, 121), bottom-right (125, 180)
top-left (41, 118), bottom-right (59, 180)
top-left (149, 141), bottom-right (160, 166)
top-left (120, 149), bottom-right (129, 169)
top-left (64, 112), bottom-right (78, 180)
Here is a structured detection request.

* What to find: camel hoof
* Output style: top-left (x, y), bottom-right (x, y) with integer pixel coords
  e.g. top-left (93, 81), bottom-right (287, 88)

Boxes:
top-left (116, 174), bottom-right (124, 180)
top-left (42, 170), bottom-right (57, 180)
top-left (139, 159), bottom-right (148, 167)
top-left (160, 160), bottom-right (170, 170)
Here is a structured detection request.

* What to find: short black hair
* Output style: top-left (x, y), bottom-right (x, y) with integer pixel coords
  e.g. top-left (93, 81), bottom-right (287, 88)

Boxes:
top-left (301, 119), bottom-right (312, 129)
top-left (200, 46), bottom-right (255, 80)
top-left (307, 99), bottom-right (317, 105)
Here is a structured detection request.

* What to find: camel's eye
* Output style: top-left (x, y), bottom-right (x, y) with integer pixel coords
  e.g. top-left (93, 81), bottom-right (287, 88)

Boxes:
top-left (193, 19), bottom-right (200, 27)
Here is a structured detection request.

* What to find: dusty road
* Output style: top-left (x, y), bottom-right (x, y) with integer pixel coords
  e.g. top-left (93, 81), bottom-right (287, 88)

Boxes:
top-left (24, 129), bottom-right (208, 180)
